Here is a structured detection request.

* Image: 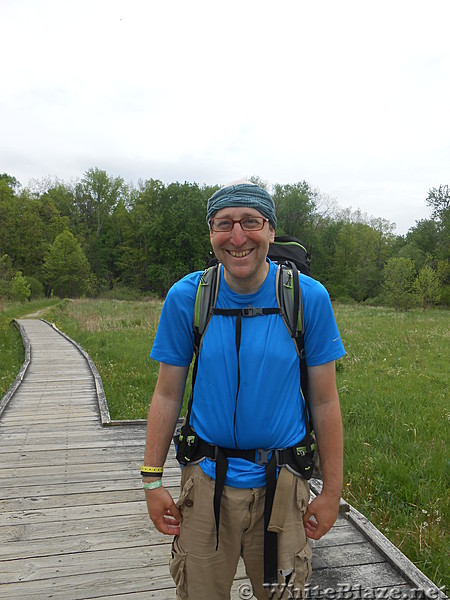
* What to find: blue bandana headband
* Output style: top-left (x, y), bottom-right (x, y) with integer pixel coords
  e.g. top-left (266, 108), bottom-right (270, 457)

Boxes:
top-left (207, 183), bottom-right (277, 229)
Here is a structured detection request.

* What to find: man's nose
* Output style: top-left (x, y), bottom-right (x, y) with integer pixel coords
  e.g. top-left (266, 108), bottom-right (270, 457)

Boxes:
top-left (229, 221), bottom-right (248, 245)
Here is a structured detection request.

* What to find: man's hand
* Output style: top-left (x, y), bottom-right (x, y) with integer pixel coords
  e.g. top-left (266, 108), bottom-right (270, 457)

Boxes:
top-left (302, 492), bottom-right (340, 540)
top-left (145, 486), bottom-right (182, 536)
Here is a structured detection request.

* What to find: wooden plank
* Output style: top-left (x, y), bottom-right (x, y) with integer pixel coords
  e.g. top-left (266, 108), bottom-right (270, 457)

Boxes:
top-left (1, 544), bottom-right (172, 584)
top-left (0, 438), bottom-right (146, 453)
top-left (1, 527), bottom-right (170, 560)
top-left (0, 459), bottom-right (147, 478)
top-left (0, 445), bottom-right (150, 467)
top-left (311, 541), bottom-right (385, 569)
top-left (0, 470), bottom-right (146, 489)
top-left (0, 513), bottom-right (164, 544)
top-left (0, 565), bottom-right (177, 600)
top-left (0, 500), bottom-right (149, 527)
top-left (0, 490), bottom-right (147, 513)
top-left (0, 477), bottom-right (182, 502)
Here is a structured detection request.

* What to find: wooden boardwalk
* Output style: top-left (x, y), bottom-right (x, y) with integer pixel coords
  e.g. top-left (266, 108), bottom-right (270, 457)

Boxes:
top-left (0, 319), bottom-right (445, 599)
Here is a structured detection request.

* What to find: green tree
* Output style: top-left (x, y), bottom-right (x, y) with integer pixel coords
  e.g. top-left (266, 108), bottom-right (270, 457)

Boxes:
top-left (426, 185), bottom-right (449, 223)
top-left (108, 199), bottom-right (134, 286)
top-left (327, 222), bottom-right (383, 300)
top-left (383, 257), bottom-right (417, 310)
top-left (249, 175), bottom-right (270, 190)
top-left (312, 218), bottom-right (344, 288)
top-left (0, 173), bottom-right (20, 191)
top-left (0, 254), bottom-right (14, 298)
top-left (272, 181), bottom-right (317, 241)
top-left (76, 168), bottom-right (126, 237)
top-left (426, 185), bottom-right (449, 261)
top-left (42, 182), bottom-right (79, 231)
top-left (413, 265), bottom-right (441, 310)
top-left (436, 258), bottom-right (450, 306)
top-left (42, 230), bottom-right (91, 297)
top-left (400, 219), bottom-right (439, 271)
top-left (25, 276), bottom-right (44, 299)
top-left (142, 181), bottom-right (214, 295)
top-left (0, 185), bottom-right (66, 277)
top-left (72, 168), bottom-right (128, 283)
top-left (10, 271), bottom-right (31, 302)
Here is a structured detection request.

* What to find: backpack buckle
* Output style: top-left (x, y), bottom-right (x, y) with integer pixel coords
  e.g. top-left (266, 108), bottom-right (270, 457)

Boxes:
top-left (256, 448), bottom-right (271, 465)
top-left (242, 307), bottom-right (264, 317)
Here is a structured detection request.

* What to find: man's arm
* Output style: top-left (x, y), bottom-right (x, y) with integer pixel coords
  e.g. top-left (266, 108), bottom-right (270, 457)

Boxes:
top-left (302, 360), bottom-right (343, 540)
top-left (143, 362), bottom-right (189, 536)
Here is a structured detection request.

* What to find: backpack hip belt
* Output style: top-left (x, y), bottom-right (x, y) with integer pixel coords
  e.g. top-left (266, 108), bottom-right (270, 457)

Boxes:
top-left (174, 424), bottom-right (315, 476)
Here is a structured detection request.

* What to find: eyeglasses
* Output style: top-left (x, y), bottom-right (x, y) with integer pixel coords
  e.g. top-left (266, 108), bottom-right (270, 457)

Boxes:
top-left (209, 216), bottom-right (268, 233)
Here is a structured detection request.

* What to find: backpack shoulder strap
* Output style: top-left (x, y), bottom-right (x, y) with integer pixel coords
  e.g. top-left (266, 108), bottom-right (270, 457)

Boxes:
top-left (276, 262), bottom-right (313, 436)
top-left (275, 262), bottom-right (305, 357)
top-left (193, 263), bottom-right (221, 354)
top-left (185, 264), bottom-right (221, 427)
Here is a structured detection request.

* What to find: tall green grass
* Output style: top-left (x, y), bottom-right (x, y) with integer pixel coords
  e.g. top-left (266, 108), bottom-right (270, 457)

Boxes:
top-left (333, 304), bottom-right (449, 590)
top-left (2, 298), bottom-right (449, 588)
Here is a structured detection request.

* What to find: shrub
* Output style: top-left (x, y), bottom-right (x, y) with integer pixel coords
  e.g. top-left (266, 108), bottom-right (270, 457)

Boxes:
top-left (10, 271), bottom-right (31, 302)
top-left (413, 266), bottom-right (441, 309)
top-left (383, 257), bottom-right (418, 310)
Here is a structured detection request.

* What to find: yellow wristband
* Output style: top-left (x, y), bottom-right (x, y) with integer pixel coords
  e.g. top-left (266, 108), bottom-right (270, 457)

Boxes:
top-left (140, 466), bottom-right (164, 474)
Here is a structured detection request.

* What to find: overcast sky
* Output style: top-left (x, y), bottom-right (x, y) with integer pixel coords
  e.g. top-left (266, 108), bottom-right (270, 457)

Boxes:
top-left (1, 0), bottom-right (449, 234)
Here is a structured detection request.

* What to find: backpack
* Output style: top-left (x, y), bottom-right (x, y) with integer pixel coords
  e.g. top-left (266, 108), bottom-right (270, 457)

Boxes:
top-left (267, 235), bottom-right (311, 276)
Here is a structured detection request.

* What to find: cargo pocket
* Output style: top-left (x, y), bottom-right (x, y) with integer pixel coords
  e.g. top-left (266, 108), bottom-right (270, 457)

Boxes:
top-left (293, 542), bottom-right (312, 588)
top-left (169, 537), bottom-right (188, 599)
top-left (175, 473), bottom-right (195, 510)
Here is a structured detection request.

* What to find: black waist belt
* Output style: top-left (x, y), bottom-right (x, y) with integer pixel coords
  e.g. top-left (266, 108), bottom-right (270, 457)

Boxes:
top-left (176, 433), bottom-right (315, 585)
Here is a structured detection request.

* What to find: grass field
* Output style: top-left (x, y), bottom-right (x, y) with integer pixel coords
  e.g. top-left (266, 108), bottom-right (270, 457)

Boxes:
top-left (333, 303), bottom-right (449, 590)
top-left (1, 298), bottom-right (449, 589)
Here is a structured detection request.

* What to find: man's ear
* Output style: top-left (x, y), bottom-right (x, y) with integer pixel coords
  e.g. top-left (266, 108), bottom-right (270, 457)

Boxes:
top-left (269, 225), bottom-right (275, 243)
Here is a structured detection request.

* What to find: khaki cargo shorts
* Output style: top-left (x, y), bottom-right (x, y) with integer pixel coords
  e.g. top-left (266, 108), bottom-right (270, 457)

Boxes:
top-left (170, 464), bottom-right (312, 599)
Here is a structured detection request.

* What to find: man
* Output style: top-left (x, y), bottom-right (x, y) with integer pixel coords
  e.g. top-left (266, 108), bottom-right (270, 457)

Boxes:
top-left (143, 182), bottom-right (345, 599)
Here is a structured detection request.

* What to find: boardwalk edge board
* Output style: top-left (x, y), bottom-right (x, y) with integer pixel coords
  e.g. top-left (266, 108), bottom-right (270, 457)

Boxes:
top-left (0, 319), bottom-right (32, 418)
top-left (309, 478), bottom-right (447, 599)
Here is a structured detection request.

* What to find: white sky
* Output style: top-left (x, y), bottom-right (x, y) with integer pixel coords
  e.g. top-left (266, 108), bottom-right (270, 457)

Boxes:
top-left (1, 0), bottom-right (449, 235)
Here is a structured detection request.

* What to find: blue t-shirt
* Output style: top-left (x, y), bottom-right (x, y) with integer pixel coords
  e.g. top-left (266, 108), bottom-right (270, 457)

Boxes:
top-left (151, 259), bottom-right (345, 487)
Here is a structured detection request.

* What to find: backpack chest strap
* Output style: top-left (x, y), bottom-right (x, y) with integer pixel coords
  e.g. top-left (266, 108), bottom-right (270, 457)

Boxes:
top-left (212, 307), bottom-right (280, 317)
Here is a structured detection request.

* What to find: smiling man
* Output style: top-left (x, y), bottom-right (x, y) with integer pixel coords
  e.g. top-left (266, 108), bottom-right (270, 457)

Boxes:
top-left (142, 182), bottom-right (345, 599)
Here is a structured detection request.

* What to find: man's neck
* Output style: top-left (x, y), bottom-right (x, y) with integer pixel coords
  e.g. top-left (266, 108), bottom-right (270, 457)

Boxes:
top-left (223, 261), bottom-right (270, 295)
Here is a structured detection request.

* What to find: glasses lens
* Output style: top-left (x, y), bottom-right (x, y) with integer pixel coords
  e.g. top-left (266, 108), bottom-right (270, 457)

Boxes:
top-left (211, 219), bottom-right (233, 232)
top-left (210, 217), bottom-right (266, 232)
top-left (241, 217), bottom-right (264, 231)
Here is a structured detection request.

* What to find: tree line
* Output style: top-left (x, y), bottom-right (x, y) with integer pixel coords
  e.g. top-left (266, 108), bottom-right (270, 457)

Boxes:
top-left (0, 170), bottom-right (448, 309)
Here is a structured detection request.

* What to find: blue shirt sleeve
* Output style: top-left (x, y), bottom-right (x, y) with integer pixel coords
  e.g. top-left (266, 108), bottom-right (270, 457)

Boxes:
top-left (150, 272), bottom-right (202, 366)
top-left (302, 275), bottom-right (346, 366)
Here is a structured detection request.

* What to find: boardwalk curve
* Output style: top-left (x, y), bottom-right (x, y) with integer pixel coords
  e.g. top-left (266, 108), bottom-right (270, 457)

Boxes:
top-left (0, 319), bottom-right (446, 599)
